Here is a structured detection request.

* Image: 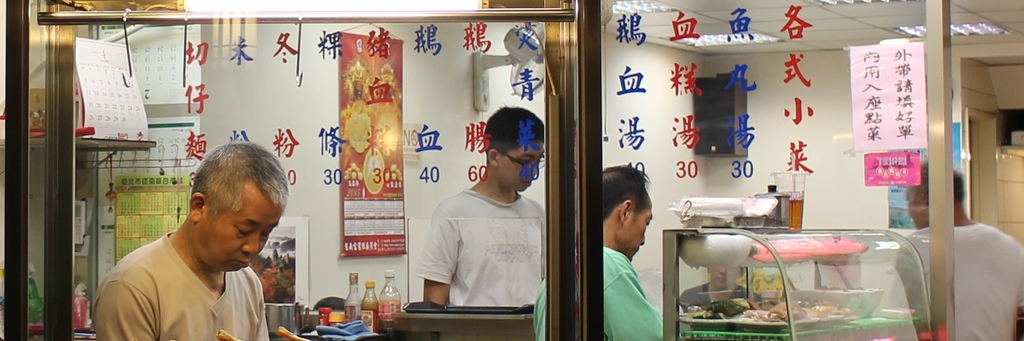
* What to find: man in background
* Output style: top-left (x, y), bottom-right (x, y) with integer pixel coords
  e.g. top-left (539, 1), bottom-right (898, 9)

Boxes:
top-left (94, 142), bottom-right (290, 341)
top-left (905, 165), bottom-right (1024, 341)
top-left (678, 267), bottom-right (747, 310)
top-left (534, 165), bottom-right (662, 340)
top-left (418, 107), bottom-right (546, 306)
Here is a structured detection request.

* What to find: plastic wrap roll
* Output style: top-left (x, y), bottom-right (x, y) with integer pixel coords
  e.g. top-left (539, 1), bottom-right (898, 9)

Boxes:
top-left (679, 235), bottom-right (755, 269)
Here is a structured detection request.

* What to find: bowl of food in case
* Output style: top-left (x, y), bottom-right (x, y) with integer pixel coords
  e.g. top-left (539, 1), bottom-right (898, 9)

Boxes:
top-left (793, 289), bottom-right (884, 317)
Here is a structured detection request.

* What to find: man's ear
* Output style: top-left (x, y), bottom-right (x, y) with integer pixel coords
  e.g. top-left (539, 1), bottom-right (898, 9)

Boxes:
top-left (189, 192), bottom-right (207, 223)
top-left (617, 200), bottom-right (634, 222)
top-left (486, 149), bottom-right (500, 166)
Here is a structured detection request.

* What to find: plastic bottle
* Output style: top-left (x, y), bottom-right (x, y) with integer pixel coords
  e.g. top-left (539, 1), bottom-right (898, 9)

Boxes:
top-left (378, 270), bottom-right (402, 336)
top-left (344, 273), bottom-right (361, 323)
top-left (28, 262), bottom-right (44, 324)
top-left (361, 280), bottom-right (379, 333)
top-left (73, 283), bottom-right (89, 329)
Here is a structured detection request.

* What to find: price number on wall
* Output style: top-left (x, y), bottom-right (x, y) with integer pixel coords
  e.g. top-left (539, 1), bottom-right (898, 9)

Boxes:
top-left (420, 166), bottom-right (441, 183)
top-left (287, 170), bottom-right (297, 185)
top-left (676, 161), bottom-right (699, 179)
top-left (323, 168), bottom-right (344, 185)
top-left (468, 165), bottom-right (489, 182)
top-left (731, 160), bottom-right (755, 179)
top-left (627, 162), bottom-right (646, 174)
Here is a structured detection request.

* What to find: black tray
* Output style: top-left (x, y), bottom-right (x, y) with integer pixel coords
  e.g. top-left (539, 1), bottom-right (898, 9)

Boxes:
top-left (402, 301), bottom-right (534, 314)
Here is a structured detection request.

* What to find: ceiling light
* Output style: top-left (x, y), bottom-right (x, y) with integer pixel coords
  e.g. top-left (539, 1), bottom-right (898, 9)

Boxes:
top-left (807, 0), bottom-right (918, 4)
top-left (892, 23), bottom-right (1010, 37)
top-left (612, 0), bottom-right (675, 13)
top-left (673, 33), bottom-right (781, 47)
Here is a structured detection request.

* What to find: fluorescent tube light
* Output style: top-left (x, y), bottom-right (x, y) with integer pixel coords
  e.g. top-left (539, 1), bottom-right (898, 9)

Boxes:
top-left (674, 33), bottom-right (780, 47)
top-left (892, 23), bottom-right (1010, 37)
top-left (612, 0), bottom-right (675, 13)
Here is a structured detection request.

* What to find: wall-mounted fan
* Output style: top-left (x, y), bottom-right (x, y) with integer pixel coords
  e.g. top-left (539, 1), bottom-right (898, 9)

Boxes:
top-left (472, 24), bottom-right (546, 112)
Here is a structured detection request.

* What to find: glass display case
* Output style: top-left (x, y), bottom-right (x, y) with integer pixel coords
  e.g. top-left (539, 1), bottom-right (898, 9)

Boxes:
top-left (663, 228), bottom-right (930, 341)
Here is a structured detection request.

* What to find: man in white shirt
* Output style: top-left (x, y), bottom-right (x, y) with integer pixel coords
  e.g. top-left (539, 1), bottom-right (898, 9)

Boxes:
top-left (905, 166), bottom-right (1024, 341)
top-left (94, 142), bottom-right (290, 341)
top-left (417, 107), bottom-right (546, 306)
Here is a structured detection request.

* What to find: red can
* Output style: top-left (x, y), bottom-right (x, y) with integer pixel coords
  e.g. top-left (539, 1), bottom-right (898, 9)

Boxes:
top-left (318, 307), bottom-right (333, 326)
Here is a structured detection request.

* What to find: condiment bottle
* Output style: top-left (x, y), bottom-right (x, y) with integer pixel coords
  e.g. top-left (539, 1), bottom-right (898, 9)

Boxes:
top-left (318, 307), bottom-right (332, 326)
top-left (345, 273), bottom-right (361, 323)
top-left (379, 270), bottom-right (403, 335)
top-left (361, 280), bottom-right (379, 332)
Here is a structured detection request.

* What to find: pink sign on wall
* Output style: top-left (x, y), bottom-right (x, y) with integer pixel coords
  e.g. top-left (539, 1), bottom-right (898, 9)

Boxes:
top-left (849, 42), bottom-right (927, 152)
top-left (864, 151), bottom-right (921, 187)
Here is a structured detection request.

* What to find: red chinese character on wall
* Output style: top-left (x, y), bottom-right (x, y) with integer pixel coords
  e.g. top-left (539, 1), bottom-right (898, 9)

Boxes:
top-left (273, 128), bottom-right (301, 158)
top-left (465, 121), bottom-right (491, 153)
top-left (670, 62), bottom-right (702, 96)
top-left (367, 27), bottom-right (392, 58)
top-left (185, 41), bottom-right (210, 66)
top-left (784, 53), bottom-right (811, 87)
top-left (462, 22), bottom-right (492, 53)
top-left (669, 11), bottom-right (700, 42)
top-left (784, 97), bottom-right (814, 125)
top-left (273, 32), bottom-right (299, 63)
top-left (185, 84), bottom-right (209, 114)
top-left (185, 131), bottom-right (207, 161)
top-left (787, 140), bottom-right (814, 173)
top-left (671, 115), bottom-right (700, 149)
top-left (367, 78), bottom-right (394, 105)
top-left (781, 5), bottom-right (813, 40)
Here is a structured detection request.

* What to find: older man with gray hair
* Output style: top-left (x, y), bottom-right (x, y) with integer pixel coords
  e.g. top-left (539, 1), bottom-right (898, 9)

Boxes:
top-left (95, 142), bottom-right (290, 341)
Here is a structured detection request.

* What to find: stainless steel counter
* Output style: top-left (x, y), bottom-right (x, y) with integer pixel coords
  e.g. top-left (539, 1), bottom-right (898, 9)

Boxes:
top-left (393, 312), bottom-right (534, 341)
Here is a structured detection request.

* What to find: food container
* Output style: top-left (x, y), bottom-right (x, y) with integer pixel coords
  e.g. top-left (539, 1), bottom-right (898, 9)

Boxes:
top-left (265, 303), bottom-right (302, 338)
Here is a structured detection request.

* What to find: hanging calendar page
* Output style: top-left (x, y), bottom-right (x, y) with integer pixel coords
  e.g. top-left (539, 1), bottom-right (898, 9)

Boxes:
top-left (338, 31), bottom-right (407, 257)
top-left (75, 37), bottom-right (150, 140)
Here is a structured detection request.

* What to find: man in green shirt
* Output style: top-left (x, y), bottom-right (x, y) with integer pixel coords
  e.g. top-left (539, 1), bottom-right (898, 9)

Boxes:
top-left (534, 165), bottom-right (663, 340)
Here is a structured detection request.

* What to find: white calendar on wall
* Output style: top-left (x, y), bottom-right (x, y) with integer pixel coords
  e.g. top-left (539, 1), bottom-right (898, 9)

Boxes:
top-left (75, 37), bottom-right (150, 140)
top-left (99, 25), bottom-right (202, 105)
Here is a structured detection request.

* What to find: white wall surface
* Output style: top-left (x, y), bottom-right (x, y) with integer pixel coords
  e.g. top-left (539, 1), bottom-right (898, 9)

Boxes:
top-left (89, 22), bottom-right (546, 304)
top-left (4, 11), bottom-right (1021, 307)
top-left (603, 43), bottom-right (893, 275)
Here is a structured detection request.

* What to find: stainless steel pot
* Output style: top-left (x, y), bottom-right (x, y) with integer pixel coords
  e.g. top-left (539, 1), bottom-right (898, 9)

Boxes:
top-left (265, 302), bottom-right (303, 337)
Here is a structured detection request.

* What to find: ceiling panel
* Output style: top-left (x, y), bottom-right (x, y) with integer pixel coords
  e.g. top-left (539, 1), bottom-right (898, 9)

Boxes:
top-left (615, 10), bottom-right (723, 25)
top-left (818, 2), bottom-right (926, 18)
top-left (953, 0), bottom-right (1024, 12)
top-left (783, 28), bottom-right (901, 42)
top-left (697, 5), bottom-right (842, 22)
top-left (801, 38), bottom-right (892, 50)
top-left (951, 34), bottom-right (1024, 45)
top-left (1003, 22), bottom-right (1024, 32)
top-left (973, 56), bottom-right (1024, 66)
top-left (661, 0), bottom-right (805, 12)
top-left (749, 18), bottom-right (874, 32)
top-left (977, 11), bottom-right (1024, 24)
top-left (695, 41), bottom-right (820, 55)
top-left (856, 15), bottom-right (924, 29)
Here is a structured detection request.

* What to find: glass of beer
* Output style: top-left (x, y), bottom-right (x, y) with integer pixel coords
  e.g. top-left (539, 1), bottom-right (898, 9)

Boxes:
top-left (772, 171), bottom-right (808, 230)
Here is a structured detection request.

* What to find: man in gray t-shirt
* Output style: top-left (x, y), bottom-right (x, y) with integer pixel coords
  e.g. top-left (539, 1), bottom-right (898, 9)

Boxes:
top-left (94, 142), bottom-right (290, 341)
